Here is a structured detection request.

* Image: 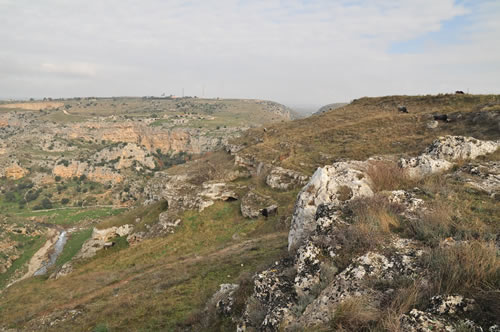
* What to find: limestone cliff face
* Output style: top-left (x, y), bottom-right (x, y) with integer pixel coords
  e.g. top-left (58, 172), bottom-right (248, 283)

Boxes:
top-left (91, 143), bottom-right (156, 170)
top-left (4, 164), bottom-right (29, 180)
top-left (66, 122), bottom-right (224, 154)
top-left (52, 161), bottom-right (122, 184)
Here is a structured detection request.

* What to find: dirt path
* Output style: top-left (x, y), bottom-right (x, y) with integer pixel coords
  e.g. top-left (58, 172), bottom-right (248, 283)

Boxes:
top-left (44, 232), bottom-right (287, 314)
top-left (15, 205), bottom-right (125, 214)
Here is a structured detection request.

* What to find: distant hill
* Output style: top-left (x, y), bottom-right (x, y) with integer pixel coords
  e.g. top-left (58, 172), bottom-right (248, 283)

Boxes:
top-left (313, 102), bottom-right (348, 115)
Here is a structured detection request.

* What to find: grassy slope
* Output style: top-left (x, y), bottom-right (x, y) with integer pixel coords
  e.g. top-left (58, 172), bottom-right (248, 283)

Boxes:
top-left (0, 201), bottom-right (288, 331)
top-left (235, 94), bottom-right (500, 174)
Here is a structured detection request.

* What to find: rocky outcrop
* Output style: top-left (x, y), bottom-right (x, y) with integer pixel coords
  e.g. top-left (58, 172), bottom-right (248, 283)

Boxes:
top-left (400, 136), bottom-right (499, 178)
top-left (154, 212), bottom-right (182, 234)
top-left (454, 161), bottom-right (500, 196)
top-left (50, 262), bottom-right (73, 280)
top-left (295, 238), bottom-right (424, 328)
top-left (207, 283), bottom-right (240, 317)
top-left (4, 163), bottom-right (29, 180)
top-left (91, 143), bottom-right (155, 170)
top-left (76, 225), bottom-right (133, 259)
top-left (144, 173), bottom-right (237, 213)
top-left (265, 167), bottom-right (309, 190)
top-left (400, 295), bottom-right (498, 332)
top-left (198, 182), bottom-right (238, 211)
top-left (53, 161), bottom-right (123, 184)
top-left (288, 161), bottom-right (373, 251)
top-left (237, 258), bottom-right (296, 332)
top-left (66, 122), bottom-right (225, 154)
top-left (240, 191), bottom-right (276, 219)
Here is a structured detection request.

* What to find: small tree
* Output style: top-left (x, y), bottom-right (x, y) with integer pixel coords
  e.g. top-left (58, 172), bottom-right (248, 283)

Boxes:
top-left (41, 198), bottom-right (52, 209)
top-left (4, 192), bottom-right (16, 202)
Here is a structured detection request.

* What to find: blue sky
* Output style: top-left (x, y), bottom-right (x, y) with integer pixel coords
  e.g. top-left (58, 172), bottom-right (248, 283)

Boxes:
top-left (0, 0), bottom-right (499, 106)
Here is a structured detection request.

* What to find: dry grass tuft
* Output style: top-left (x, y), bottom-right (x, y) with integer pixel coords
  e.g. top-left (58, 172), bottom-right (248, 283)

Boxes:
top-left (401, 201), bottom-right (454, 246)
top-left (333, 197), bottom-right (400, 269)
top-left (378, 281), bottom-right (429, 332)
top-left (350, 196), bottom-right (400, 234)
top-left (330, 296), bottom-right (379, 331)
top-left (425, 240), bottom-right (500, 295)
top-left (366, 160), bottom-right (414, 192)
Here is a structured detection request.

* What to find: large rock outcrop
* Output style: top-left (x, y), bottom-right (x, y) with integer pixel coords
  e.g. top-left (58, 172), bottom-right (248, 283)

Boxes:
top-left (4, 163), bottom-right (29, 180)
top-left (144, 173), bottom-right (238, 213)
top-left (288, 161), bottom-right (373, 251)
top-left (76, 225), bottom-right (133, 259)
top-left (52, 161), bottom-right (123, 184)
top-left (400, 136), bottom-right (499, 178)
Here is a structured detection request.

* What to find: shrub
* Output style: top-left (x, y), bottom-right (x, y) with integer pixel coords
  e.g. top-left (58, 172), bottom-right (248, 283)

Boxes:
top-left (4, 191), bottom-right (16, 202)
top-left (57, 159), bottom-right (70, 167)
top-left (55, 175), bottom-right (61, 182)
top-left (25, 190), bottom-right (40, 202)
top-left (61, 198), bottom-right (70, 205)
top-left (41, 198), bottom-right (53, 209)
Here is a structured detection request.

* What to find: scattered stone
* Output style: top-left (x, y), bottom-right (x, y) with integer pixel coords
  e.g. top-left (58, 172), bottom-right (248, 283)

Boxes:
top-left (50, 262), bottom-right (74, 280)
top-left (266, 167), bottom-right (309, 190)
top-left (240, 190), bottom-right (276, 218)
top-left (427, 120), bottom-right (439, 129)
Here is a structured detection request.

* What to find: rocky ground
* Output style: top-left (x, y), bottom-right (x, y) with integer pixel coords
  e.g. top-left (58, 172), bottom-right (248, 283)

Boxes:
top-left (213, 135), bottom-right (500, 332)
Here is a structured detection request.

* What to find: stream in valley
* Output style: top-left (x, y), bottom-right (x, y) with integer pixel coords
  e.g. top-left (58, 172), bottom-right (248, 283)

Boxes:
top-left (34, 231), bottom-right (68, 276)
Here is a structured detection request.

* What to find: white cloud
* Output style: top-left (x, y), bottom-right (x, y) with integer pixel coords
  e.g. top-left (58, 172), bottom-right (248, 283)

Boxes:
top-left (0, 0), bottom-right (498, 105)
top-left (40, 62), bottom-right (97, 77)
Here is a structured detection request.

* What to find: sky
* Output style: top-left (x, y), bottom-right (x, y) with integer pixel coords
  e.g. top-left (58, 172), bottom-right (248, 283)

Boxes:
top-left (0, 0), bottom-right (499, 107)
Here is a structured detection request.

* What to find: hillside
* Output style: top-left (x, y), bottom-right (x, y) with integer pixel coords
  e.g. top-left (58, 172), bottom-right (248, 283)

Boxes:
top-left (0, 97), bottom-right (291, 290)
top-left (234, 94), bottom-right (500, 174)
top-left (0, 94), bottom-right (499, 332)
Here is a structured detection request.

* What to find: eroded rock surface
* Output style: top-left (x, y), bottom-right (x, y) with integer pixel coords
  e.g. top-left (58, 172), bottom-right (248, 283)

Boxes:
top-left (288, 161), bottom-right (373, 251)
top-left (76, 225), bottom-right (133, 259)
top-left (400, 136), bottom-right (499, 178)
top-left (266, 167), bottom-right (309, 190)
top-left (399, 295), bottom-right (497, 332)
top-left (240, 191), bottom-right (276, 219)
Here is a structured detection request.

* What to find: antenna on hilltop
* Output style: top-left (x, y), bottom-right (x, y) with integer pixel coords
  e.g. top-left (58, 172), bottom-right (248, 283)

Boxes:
top-left (182, 88), bottom-right (184, 98)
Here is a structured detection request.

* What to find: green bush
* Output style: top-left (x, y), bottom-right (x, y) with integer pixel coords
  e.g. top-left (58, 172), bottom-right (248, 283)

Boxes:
top-left (4, 191), bottom-right (16, 202)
